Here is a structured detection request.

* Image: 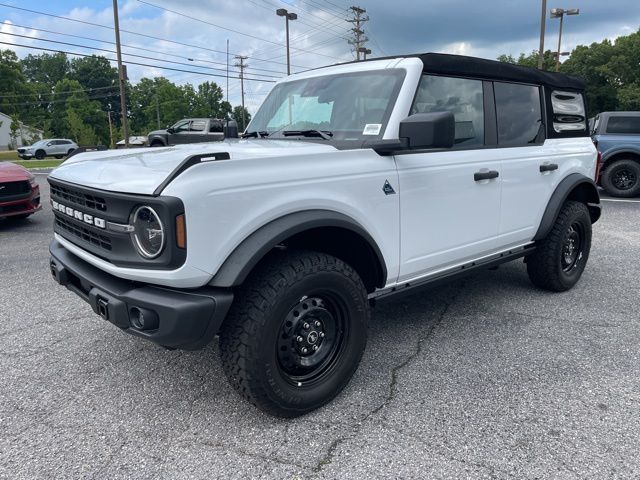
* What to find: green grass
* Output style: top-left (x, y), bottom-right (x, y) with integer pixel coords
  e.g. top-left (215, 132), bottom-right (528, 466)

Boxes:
top-left (0, 151), bottom-right (63, 169)
top-left (14, 159), bottom-right (64, 169)
top-left (0, 150), bottom-right (19, 161)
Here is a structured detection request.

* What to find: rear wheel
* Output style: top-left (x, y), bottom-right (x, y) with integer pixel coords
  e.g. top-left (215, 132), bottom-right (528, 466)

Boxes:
top-left (55, 155), bottom-right (63, 159)
top-left (527, 201), bottom-right (592, 292)
top-left (67, 149), bottom-right (75, 156)
top-left (34, 150), bottom-right (46, 160)
top-left (601, 159), bottom-right (640, 197)
top-left (219, 250), bottom-right (369, 417)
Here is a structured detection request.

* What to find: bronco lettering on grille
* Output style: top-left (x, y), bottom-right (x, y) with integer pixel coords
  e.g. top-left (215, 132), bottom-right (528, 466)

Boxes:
top-left (52, 200), bottom-right (106, 229)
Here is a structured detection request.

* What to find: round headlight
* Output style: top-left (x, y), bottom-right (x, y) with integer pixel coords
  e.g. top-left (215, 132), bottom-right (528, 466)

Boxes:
top-left (131, 206), bottom-right (165, 259)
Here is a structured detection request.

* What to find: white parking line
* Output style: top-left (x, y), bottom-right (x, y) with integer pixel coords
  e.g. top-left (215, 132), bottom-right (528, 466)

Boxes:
top-left (601, 198), bottom-right (640, 203)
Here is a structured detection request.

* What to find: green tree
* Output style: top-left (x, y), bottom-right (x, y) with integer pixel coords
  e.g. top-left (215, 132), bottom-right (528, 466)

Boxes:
top-left (0, 50), bottom-right (34, 119)
top-left (49, 79), bottom-right (105, 145)
top-left (497, 49), bottom-right (556, 71)
top-left (233, 105), bottom-right (251, 131)
top-left (21, 52), bottom-right (70, 86)
top-left (69, 55), bottom-right (120, 120)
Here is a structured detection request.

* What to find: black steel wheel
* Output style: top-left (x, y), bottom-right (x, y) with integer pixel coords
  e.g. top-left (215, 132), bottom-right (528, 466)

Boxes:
top-left (219, 250), bottom-right (369, 417)
top-left (602, 159), bottom-right (640, 198)
top-left (527, 201), bottom-right (592, 292)
top-left (276, 294), bottom-right (349, 386)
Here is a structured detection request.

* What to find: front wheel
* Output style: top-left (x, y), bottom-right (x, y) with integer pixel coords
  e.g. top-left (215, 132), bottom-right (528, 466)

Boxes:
top-left (527, 201), bottom-right (592, 292)
top-left (219, 250), bottom-right (369, 417)
top-left (34, 150), bottom-right (46, 160)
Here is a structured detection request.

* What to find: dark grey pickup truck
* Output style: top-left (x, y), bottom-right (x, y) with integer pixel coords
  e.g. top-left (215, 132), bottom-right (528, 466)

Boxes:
top-left (148, 118), bottom-right (238, 146)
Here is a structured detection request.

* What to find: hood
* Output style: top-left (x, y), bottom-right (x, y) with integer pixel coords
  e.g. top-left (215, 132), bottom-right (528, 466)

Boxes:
top-left (48, 139), bottom-right (338, 195)
top-left (0, 161), bottom-right (32, 182)
top-left (148, 129), bottom-right (167, 136)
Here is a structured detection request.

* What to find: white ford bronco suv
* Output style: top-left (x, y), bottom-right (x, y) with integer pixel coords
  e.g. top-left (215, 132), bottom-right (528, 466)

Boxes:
top-left (49, 53), bottom-right (601, 417)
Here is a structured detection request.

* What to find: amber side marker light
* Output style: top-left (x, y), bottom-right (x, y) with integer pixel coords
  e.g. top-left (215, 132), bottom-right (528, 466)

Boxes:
top-left (176, 214), bottom-right (186, 249)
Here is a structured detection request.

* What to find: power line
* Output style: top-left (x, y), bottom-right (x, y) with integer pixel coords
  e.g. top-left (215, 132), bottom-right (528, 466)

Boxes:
top-left (0, 85), bottom-right (119, 99)
top-left (135, 0), bottom-right (342, 61)
top-left (0, 41), bottom-right (276, 83)
top-left (1, 21), bottom-right (287, 76)
top-left (0, 31), bottom-right (282, 80)
top-left (0, 2), bottom-right (313, 69)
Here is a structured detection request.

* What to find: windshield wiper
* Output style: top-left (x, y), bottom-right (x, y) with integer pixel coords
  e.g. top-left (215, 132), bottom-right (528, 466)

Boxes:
top-left (282, 129), bottom-right (333, 140)
top-left (241, 131), bottom-right (269, 138)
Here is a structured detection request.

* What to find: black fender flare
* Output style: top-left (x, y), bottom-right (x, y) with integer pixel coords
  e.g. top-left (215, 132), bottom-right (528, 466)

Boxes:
top-left (533, 173), bottom-right (601, 241)
top-left (601, 146), bottom-right (640, 166)
top-left (209, 210), bottom-right (388, 288)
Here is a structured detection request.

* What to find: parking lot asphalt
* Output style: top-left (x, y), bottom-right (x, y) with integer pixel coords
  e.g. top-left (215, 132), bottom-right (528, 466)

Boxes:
top-left (1, 175), bottom-right (639, 479)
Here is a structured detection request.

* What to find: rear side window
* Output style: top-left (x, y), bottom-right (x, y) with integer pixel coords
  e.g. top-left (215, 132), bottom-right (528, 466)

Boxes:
top-left (551, 90), bottom-right (586, 133)
top-left (606, 116), bottom-right (640, 134)
top-left (494, 82), bottom-right (542, 147)
top-left (210, 122), bottom-right (224, 133)
top-left (190, 120), bottom-right (206, 132)
top-left (411, 75), bottom-right (484, 147)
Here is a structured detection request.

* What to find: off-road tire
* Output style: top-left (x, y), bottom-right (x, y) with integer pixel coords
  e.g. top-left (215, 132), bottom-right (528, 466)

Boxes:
top-left (219, 250), bottom-right (369, 417)
top-left (34, 150), bottom-right (46, 160)
top-left (527, 201), bottom-right (592, 292)
top-left (601, 159), bottom-right (640, 198)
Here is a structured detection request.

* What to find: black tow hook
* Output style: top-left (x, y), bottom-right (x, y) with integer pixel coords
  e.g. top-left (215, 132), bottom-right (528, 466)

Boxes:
top-left (96, 296), bottom-right (109, 320)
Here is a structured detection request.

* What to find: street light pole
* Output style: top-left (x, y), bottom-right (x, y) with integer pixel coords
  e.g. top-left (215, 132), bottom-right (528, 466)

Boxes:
top-left (276, 8), bottom-right (297, 75)
top-left (551, 7), bottom-right (579, 72)
top-left (538, 0), bottom-right (547, 69)
top-left (112, 0), bottom-right (129, 148)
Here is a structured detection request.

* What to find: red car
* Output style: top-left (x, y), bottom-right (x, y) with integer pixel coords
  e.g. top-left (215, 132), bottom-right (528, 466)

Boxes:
top-left (0, 161), bottom-right (41, 219)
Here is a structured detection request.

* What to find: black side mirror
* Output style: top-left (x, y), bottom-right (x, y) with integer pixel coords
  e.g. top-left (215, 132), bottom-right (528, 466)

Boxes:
top-left (166, 127), bottom-right (175, 134)
top-left (399, 112), bottom-right (455, 149)
top-left (369, 111), bottom-right (455, 155)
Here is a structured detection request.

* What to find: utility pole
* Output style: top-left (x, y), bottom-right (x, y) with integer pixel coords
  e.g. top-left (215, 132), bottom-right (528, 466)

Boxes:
top-left (107, 110), bottom-right (114, 149)
top-left (357, 47), bottom-right (371, 60)
top-left (226, 39), bottom-right (229, 104)
top-left (538, 0), bottom-right (547, 69)
top-left (234, 55), bottom-right (248, 131)
top-left (155, 95), bottom-right (161, 129)
top-left (112, 0), bottom-right (129, 148)
top-left (347, 6), bottom-right (369, 61)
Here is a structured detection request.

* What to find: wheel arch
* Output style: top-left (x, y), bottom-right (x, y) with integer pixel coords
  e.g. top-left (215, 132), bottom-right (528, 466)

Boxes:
top-left (601, 147), bottom-right (640, 169)
top-left (534, 173), bottom-right (601, 241)
top-left (209, 210), bottom-right (388, 292)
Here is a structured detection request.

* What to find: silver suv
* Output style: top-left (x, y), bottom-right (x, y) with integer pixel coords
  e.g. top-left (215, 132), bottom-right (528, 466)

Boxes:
top-left (18, 139), bottom-right (78, 160)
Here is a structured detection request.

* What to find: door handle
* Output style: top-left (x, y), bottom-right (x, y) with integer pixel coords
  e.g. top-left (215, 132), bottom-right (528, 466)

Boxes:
top-left (474, 170), bottom-right (499, 181)
top-left (539, 163), bottom-right (558, 172)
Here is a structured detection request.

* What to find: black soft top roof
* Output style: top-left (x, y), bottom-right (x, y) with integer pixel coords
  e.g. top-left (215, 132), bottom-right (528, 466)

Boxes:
top-left (418, 53), bottom-right (584, 90)
top-left (342, 52), bottom-right (584, 90)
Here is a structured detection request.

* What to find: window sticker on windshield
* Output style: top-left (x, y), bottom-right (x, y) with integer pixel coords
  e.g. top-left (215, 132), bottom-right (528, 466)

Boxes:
top-left (363, 124), bottom-right (382, 135)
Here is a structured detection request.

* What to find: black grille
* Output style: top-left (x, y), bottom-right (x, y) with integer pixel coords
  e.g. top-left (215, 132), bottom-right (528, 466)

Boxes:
top-left (55, 214), bottom-right (112, 251)
top-left (50, 183), bottom-right (107, 212)
top-left (0, 180), bottom-right (30, 198)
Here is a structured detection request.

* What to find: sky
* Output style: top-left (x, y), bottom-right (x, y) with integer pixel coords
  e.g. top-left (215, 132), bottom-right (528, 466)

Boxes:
top-left (0, 0), bottom-right (638, 113)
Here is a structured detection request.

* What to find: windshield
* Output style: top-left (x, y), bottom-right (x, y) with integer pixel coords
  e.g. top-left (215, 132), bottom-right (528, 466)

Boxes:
top-left (31, 140), bottom-right (48, 147)
top-left (248, 69), bottom-right (406, 141)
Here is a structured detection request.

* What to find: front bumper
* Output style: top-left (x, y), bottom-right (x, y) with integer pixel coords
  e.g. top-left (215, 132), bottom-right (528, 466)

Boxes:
top-left (49, 239), bottom-right (234, 350)
top-left (0, 186), bottom-right (41, 218)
